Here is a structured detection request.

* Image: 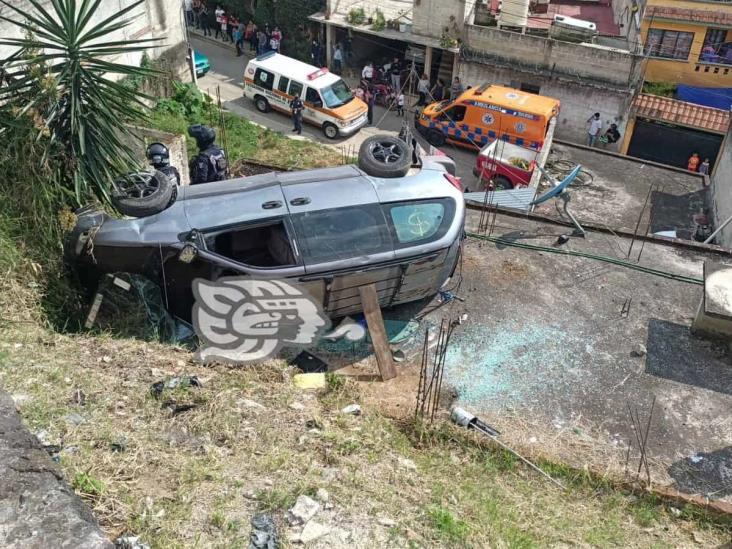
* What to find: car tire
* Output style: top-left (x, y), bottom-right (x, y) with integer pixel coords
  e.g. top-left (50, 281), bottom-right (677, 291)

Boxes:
top-left (112, 170), bottom-right (174, 218)
top-left (493, 175), bottom-right (514, 190)
top-left (254, 95), bottom-right (270, 113)
top-left (427, 129), bottom-right (446, 147)
top-left (323, 122), bottom-right (339, 139)
top-left (358, 135), bottom-right (411, 178)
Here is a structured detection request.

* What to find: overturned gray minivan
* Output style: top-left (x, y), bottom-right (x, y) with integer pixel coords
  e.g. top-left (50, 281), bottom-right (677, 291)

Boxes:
top-left (67, 135), bottom-right (465, 321)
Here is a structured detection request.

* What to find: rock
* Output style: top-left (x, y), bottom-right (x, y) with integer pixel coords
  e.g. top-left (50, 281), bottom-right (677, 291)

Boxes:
top-left (289, 402), bottom-right (305, 411)
top-left (299, 520), bottom-right (331, 544)
top-left (115, 535), bottom-right (150, 549)
top-left (249, 514), bottom-right (278, 549)
top-left (65, 412), bottom-right (86, 426)
top-left (315, 488), bottom-right (330, 503)
top-left (377, 517), bottom-right (396, 527)
top-left (0, 390), bottom-right (113, 548)
top-left (669, 506), bottom-right (681, 517)
top-left (287, 495), bottom-right (320, 526)
top-left (397, 457), bottom-right (417, 471)
top-left (321, 468), bottom-right (339, 482)
top-left (630, 343), bottom-right (647, 358)
top-left (238, 398), bottom-right (266, 410)
top-left (101, 356), bottom-right (111, 363)
top-left (341, 404), bottom-right (361, 416)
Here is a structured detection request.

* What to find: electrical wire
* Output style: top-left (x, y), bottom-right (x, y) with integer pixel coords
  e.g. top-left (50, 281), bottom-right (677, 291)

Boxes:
top-left (467, 231), bottom-right (704, 285)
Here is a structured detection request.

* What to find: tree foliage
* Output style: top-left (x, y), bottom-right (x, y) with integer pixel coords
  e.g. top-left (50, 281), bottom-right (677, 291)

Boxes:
top-left (0, 0), bottom-right (161, 206)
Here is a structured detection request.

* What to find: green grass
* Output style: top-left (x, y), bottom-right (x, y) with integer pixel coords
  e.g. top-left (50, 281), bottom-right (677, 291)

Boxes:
top-left (642, 81), bottom-right (676, 98)
top-left (428, 506), bottom-right (471, 545)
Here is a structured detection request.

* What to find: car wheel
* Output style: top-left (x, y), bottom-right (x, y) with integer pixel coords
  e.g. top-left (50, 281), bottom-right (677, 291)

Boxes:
top-left (112, 170), bottom-right (174, 218)
top-left (323, 122), bottom-right (339, 139)
top-left (358, 135), bottom-right (411, 178)
top-left (492, 175), bottom-right (514, 190)
top-left (255, 95), bottom-right (270, 113)
top-left (427, 129), bottom-right (446, 147)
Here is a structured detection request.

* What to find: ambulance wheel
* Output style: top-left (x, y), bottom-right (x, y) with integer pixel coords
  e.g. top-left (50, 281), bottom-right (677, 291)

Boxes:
top-left (112, 170), bottom-right (174, 218)
top-left (426, 129), bottom-right (445, 147)
top-left (323, 122), bottom-right (339, 139)
top-left (493, 175), bottom-right (513, 190)
top-left (358, 135), bottom-right (411, 178)
top-left (254, 95), bottom-right (270, 113)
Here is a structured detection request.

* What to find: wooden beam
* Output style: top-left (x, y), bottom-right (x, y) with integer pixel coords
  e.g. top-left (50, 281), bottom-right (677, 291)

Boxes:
top-left (358, 284), bottom-right (397, 381)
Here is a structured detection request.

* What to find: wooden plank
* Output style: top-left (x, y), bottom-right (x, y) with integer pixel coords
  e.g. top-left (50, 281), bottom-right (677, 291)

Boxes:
top-left (358, 284), bottom-right (397, 381)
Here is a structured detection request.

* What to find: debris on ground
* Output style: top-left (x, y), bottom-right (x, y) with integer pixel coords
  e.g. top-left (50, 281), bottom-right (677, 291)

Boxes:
top-left (290, 352), bottom-right (329, 373)
top-left (237, 398), bottom-right (266, 411)
top-left (71, 388), bottom-right (86, 406)
top-left (397, 457), bottom-right (417, 471)
top-left (341, 404), bottom-right (361, 416)
top-left (150, 375), bottom-right (201, 399)
top-left (287, 495), bottom-right (320, 526)
top-left (162, 402), bottom-right (197, 417)
top-left (64, 412), bottom-right (86, 426)
top-left (630, 343), bottom-right (647, 357)
top-left (297, 520), bottom-right (330, 544)
top-left (249, 514), bottom-right (279, 549)
top-left (115, 535), bottom-right (150, 549)
top-left (315, 488), bottom-right (330, 503)
top-left (377, 517), bottom-right (396, 528)
top-left (293, 373), bottom-right (326, 390)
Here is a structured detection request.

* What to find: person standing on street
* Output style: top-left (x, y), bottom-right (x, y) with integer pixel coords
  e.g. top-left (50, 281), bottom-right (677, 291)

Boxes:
top-left (365, 86), bottom-right (375, 125)
top-left (699, 157), bottom-right (711, 175)
top-left (332, 44), bottom-right (343, 74)
top-left (257, 30), bottom-right (267, 55)
top-left (199, 1), bottom-right (211, 36)
top-left (234, 19), bottom-right (244, 56)
top-left (432, 78), bottom-right (445, 101)
top-left (184, 0), bottom-right (193, 26)
top-left (290, 93), bottom-right (304, 135)
top-left (362, 61), bottom-right (374, 83)
top-left (450, 76), bottom-right (464, 99)
top-left (416, 74), bottom-right (430, 106)
top-left (192, 0), bottom-right (201, 28)
top-left (245, 20), bottom-right (255, 51)
top-left (226, 14), bottom-right (236, 44)
top-left (396, 91), bottom-right (405, 117)
top-left (687, 152), bottom-right (701, 172)
top-left (214, 5), bottom-right (224, 40)
top-left (586, 112), bottom-right (602, 147)
top-left (188, 125), bottom-right (228, 184)
top-left (390, 57), bottom-right (401, 93)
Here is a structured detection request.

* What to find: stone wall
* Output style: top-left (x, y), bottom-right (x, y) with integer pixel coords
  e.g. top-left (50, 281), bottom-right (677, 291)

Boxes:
top-left (458, 60), bottom-right (634, 144)
top-left (709, 117), bottom-right (732, 247)
top-left (0, 0), bottom-right (187, 77)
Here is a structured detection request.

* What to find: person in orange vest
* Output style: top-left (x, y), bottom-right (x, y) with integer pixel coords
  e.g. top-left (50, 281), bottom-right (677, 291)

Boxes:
top-left (687, 152), bottom-right (700, 172)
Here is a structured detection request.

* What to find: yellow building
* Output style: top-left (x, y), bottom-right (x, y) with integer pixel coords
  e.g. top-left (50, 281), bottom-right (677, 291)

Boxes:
top-left (641, 0), bottom-right (732, 88)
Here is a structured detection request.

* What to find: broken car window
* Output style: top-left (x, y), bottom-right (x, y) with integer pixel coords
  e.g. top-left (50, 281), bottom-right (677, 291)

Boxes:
top-left (291, 205), bottom-right (392, 264)
top-left (206, 220), bottom-right (297, 268)
top-left (385, 199), bottom-right (454, 246)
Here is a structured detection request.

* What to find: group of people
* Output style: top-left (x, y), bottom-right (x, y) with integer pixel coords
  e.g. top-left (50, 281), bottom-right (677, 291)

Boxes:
top-left (586, 112), bottom-right (621, 149)
top-left (145, 125), bottom-right (228, 186)
top-left (183, 1), bottom-right (283, 57)
top-left (687, 152), bottom-right (711, 175)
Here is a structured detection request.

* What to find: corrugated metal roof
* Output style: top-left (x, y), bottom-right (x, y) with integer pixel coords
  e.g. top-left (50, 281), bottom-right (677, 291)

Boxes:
top-left (464, 188), bottom-right (538, 211)
top-left (646, 6), bottom-right (732, 27)
top-left (633, 94), bottom-right (730, 134)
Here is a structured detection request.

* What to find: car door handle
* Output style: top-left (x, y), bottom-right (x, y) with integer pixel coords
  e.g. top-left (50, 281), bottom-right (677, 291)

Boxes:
top-left (262, 200), bottom-right (283, 209)
top-left (289, 197), bottom-right (311, 206)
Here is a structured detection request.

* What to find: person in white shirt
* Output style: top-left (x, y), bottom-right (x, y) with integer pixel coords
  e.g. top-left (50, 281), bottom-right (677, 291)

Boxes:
top-left (214, 6), bottom-right (225, 40)
top-left (333, 44), bottom-right (343, 74)
top-left (587, 112), bottom-right (602, 147)
top-left (183, 0), bottom-right (193, 26)
top-left (396, 92), bottom-right (405, 117)
top-left (361, 62), bottom-right (374, 82)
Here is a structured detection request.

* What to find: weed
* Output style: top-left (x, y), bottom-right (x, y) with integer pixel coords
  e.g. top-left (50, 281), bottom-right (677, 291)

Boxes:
top-left (428, 506), bottom-right (470, 544)
top-left (72, 472), bottom-right (105, 496)
top-left (210, 510), bottom-right (226, 529)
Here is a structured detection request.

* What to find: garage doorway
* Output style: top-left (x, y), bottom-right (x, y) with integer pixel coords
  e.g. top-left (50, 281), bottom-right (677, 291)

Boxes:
top-left (627, 118), bottom-right (723, 170)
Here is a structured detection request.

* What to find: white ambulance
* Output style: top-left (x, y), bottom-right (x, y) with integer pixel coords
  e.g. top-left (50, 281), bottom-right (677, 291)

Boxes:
top-left (243, 51), bottom-right (368, 139)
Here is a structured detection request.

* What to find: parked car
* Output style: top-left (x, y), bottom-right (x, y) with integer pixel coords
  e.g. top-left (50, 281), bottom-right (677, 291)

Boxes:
top-left (66, 134), bottom-right (465, 322)
top-left (194, 50), bottom-right (210, 77)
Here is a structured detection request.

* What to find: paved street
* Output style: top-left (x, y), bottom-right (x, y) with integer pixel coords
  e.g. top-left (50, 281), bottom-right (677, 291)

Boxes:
top-left (190, 34), bottom-right (477, 181)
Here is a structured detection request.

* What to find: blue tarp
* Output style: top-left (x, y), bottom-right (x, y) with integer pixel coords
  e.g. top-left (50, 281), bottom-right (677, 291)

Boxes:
top-left (677, 85), bottom-right (732, 111)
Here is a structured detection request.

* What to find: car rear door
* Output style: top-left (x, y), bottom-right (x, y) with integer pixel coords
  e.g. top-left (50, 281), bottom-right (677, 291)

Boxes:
top-left (279, 167), bottom-right (398, 317)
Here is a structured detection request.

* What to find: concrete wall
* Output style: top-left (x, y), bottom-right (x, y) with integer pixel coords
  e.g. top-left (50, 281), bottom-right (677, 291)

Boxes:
top-left (0, 0), bottom-right (186, 77)
top-left (611, 0), bottom-right (643, 47)
top-left (710, 115), bottom-right (732, 247)
top-left (412, 0), bottom-right (477, 39)
top-left (464, 24), bottom-right (640, 87)
top-left (327, 0), bottom-right (414, 22)
top-left (458, 60), bottom-right (634, 143)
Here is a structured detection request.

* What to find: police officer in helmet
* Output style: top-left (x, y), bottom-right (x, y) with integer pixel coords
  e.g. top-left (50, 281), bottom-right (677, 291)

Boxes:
top-left (145, 142), bottom-right (181, 186)
top-left (188, 124), bottom-right (229, 185)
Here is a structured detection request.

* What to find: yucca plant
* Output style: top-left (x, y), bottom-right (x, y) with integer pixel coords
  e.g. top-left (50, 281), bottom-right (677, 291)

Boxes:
top-left (0, 0), bottom-right (162, 205)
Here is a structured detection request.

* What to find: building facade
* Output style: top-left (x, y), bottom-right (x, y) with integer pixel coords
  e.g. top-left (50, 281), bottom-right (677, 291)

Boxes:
top-left (312, 0), bottom-right (644, 144)
top-left (641, 0), bottom-right (732, 90)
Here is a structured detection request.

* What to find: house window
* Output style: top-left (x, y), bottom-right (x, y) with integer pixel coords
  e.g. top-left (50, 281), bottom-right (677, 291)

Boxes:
top-left (644, 29), bottom-right (694, 60)
top-left (700, 28), bottom-right (732, 65)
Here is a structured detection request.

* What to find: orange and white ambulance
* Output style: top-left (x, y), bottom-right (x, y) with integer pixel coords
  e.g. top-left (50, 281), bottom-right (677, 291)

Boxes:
top-left (243, 52), bottom-right (368, 139)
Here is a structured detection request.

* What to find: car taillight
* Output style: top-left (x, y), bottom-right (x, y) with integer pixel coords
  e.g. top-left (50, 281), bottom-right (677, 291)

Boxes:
top-left (444, 173), bottom-right (462, 191)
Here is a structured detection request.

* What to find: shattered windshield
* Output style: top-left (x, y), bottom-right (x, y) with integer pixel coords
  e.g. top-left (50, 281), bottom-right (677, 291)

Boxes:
top-left (321, 79), bottom-right (354, 108)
